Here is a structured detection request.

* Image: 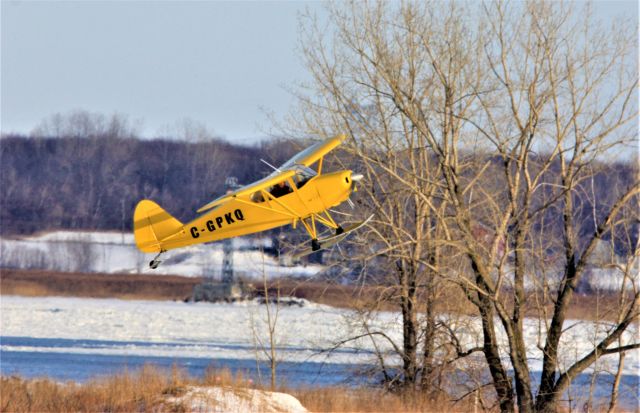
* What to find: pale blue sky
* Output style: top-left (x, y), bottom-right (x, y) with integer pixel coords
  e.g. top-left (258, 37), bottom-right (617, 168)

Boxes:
top-left (1, 1), bottom-right (637, 143)
top-left (1, 0), bottom-right (325, 142)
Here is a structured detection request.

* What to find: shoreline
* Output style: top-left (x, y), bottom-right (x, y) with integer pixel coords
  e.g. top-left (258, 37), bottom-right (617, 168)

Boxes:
top-left (0, 268), bottom-right (630, 321)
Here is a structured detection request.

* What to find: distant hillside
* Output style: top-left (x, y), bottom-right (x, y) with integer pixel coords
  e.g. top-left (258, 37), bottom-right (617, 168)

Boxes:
top-left (0, 135), bottom-right (297, 235)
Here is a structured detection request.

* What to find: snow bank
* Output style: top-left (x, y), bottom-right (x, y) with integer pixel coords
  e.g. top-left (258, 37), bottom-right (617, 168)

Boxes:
top-left (0, 230), bottom-right (323, 279)
top-left (165, 386), bottom-right (307, 413)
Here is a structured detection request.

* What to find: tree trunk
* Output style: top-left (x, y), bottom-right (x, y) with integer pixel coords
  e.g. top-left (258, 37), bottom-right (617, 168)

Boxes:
top-left (473, 265), bottom-right (515, 413)
top-left (510, 225), bottom-right (534, 412)
top-left (399, 261), bottom-right (418, 386)
top-left (420, 277), bottom-right (436, 391)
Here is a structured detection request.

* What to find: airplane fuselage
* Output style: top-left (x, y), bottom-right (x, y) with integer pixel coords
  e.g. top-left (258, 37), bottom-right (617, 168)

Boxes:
top-left (157, 170), bottom-right (355, 251)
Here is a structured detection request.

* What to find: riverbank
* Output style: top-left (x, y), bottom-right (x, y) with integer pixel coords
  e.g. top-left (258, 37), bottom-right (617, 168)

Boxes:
top-left (0, 268), bottom-right (626, 320)
top-left (1, 365), bottom-right (462, 413)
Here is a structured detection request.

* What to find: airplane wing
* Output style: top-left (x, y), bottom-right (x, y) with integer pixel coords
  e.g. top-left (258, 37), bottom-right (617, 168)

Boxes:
top-left (278, 134), bottom-right (346, 169)
top-left (195, 134), bottom-right (345, 214)
top-left (196, 170), bottom-right (296, 213)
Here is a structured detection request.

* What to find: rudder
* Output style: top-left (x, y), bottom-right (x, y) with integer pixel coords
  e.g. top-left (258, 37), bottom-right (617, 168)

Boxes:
top-left (133, 200), bottom-right (183, 253)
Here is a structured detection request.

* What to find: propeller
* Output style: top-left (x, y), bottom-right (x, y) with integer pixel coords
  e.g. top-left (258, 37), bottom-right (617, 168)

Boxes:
top-left (347, 172), bottom-right (363, 209)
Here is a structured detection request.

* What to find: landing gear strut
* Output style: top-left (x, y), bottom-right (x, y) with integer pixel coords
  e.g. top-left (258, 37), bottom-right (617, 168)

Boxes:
top-left (149, 250), bottom-right (165, 269)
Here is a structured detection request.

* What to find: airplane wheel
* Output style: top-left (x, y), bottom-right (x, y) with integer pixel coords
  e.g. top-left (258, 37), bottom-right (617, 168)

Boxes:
top-left (150, 260), bottom-right (159, 269)
top-left (311, 239), bottom-right (321, 251)
top-left (335, 226), bottom-right (344, 235)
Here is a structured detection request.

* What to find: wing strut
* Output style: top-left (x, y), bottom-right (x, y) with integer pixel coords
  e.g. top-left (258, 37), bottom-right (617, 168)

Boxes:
top-left (260, 158), bottom-right (282, 173)
top-left (298, 209), bottom-right (342, 250)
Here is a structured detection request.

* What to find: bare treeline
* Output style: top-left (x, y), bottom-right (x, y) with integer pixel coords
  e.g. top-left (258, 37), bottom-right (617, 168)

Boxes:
top-left (0, 123), bottom-right (299, 235)
top-left (1, 128), bottom-right (634, 243)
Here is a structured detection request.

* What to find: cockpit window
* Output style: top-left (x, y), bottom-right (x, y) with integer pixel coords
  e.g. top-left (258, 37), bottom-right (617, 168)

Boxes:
top-left (292, 164), bottom-right (316, 189)
top-left (294, 164), bottom-right (317, 178)
top-left (270, 181), bottom-right (292, 198)
top-left (250, 164), bottom-right (316, 202)
top-left (251, 191), bottom-right (265, 203)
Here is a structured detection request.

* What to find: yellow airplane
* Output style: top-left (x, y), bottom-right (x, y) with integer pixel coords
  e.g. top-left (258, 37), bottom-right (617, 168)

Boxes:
top-left (133, 134), bottom-right (370, 268)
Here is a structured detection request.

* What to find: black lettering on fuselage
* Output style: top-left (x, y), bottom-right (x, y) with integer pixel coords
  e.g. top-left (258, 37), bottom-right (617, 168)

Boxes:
top-left (191, 209), bottom-right (246, 239)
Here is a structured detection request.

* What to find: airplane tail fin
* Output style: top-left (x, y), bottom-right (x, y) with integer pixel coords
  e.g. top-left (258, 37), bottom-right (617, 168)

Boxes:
top-left (133, 200), bottom-right (183, 253)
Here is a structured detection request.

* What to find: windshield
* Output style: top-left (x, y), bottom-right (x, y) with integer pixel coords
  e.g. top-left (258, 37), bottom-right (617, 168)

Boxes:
top-left (291, 164), bottom-right (316, 189)
top-left (292, 164), bottom-right (317, 178)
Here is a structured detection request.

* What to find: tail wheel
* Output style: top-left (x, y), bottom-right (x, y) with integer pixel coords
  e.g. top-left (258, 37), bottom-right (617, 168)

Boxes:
top-left (149, 249), bottom-right (165, 269)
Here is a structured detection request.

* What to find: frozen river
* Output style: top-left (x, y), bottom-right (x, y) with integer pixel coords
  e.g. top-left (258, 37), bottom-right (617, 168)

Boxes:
top-left (1, 295), bottom-right (638, 409)
top-left (0, 336), bottom-right (364, 387)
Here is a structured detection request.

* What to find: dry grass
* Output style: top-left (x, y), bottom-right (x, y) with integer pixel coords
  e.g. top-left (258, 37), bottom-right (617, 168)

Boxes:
top-left (260, 278), bottom-right (628, 322)
top-left (291, 386), bottom-right (472, 413)
top-left (0, 269), bottom-right (200, 301)
top-left (0, 365), bottom-right (260, 413)
top-left (1, 365), bottom-right (182, 413)
top-left (0, 366), bottom-right (469, 413)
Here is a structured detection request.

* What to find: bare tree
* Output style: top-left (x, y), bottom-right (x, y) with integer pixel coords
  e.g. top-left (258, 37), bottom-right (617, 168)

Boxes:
top-left (250, 254), bottom-right (281, 390)
top-left (290, 1), bottom-right (638, 412)
top-left (31, 110), bottom-right (139, 139)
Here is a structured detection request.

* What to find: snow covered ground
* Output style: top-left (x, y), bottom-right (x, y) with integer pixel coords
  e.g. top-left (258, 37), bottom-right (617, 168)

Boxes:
top-left (0, 230), bottom-right (323, 279)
